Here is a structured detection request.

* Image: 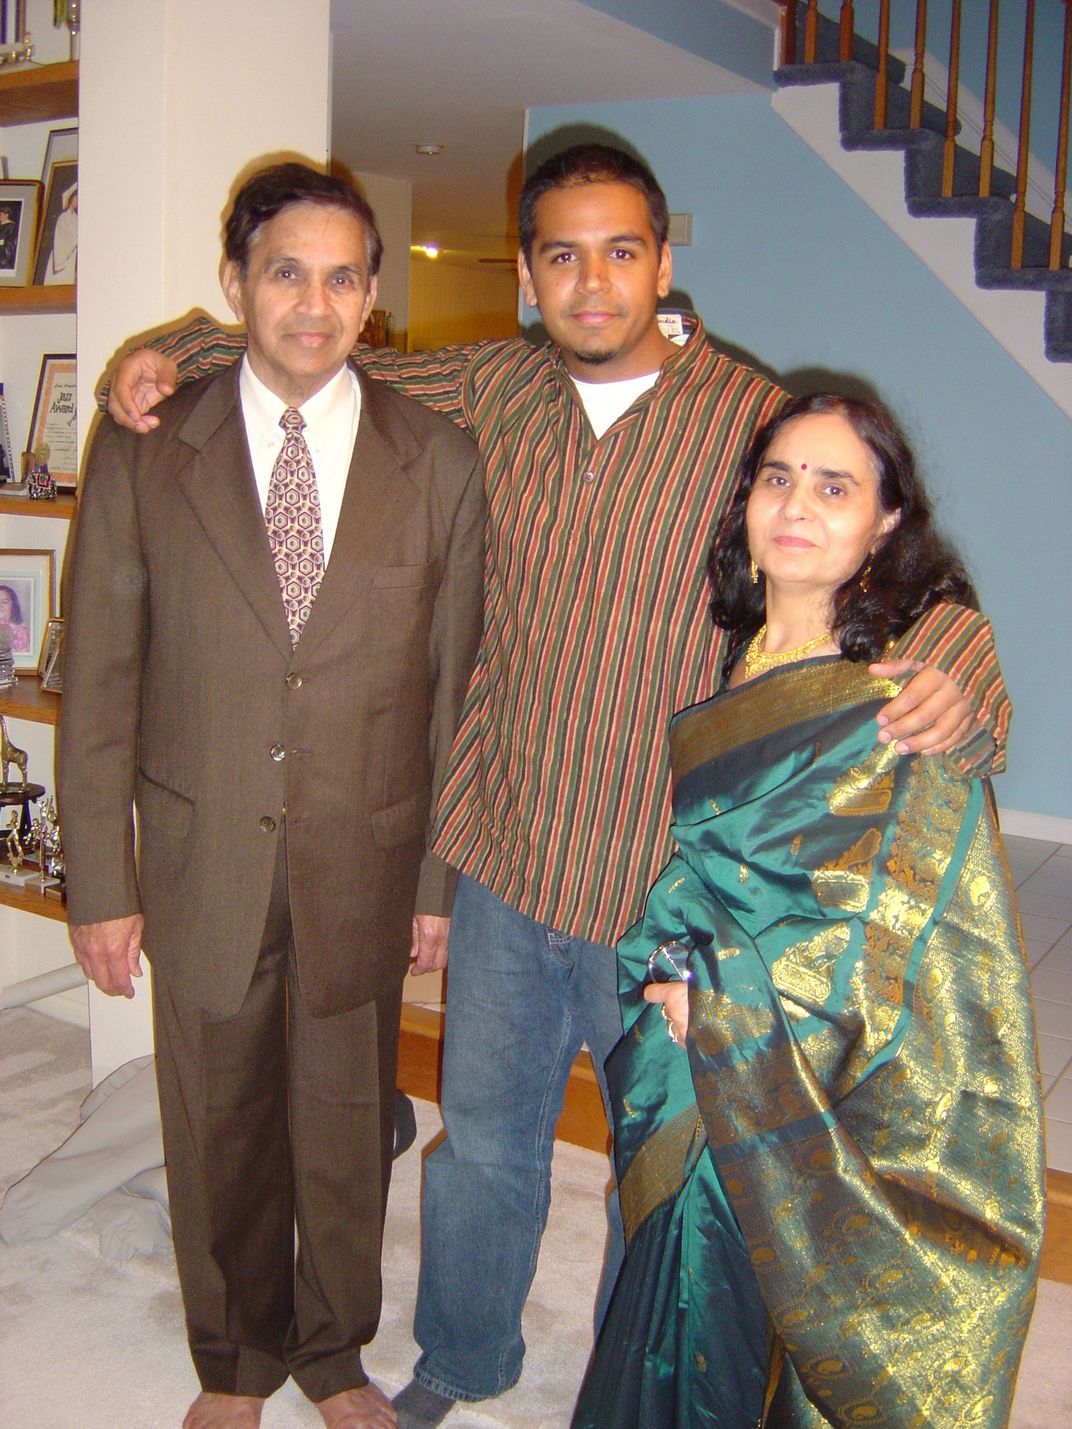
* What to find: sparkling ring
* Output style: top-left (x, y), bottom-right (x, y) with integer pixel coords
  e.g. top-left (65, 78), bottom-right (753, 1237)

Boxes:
top-left (660, 1004), bottom-right (682, 1046)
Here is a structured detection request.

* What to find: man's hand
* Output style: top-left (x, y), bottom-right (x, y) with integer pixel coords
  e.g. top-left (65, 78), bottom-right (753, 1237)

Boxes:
top-left (70, 915), bottom-right (145, 998)
top-left (107, 349), bottom-right (178, 432)
top-left (643, 981), bottom-right (689, 1045)
top-left (870, 658), bottom-right (978, 755)
top-left (409, 914), bottom-right (450, 975)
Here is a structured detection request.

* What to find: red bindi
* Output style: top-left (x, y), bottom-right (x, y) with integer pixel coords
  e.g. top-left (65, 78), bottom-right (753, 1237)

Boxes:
top-left (800, 462), bottom-right (807, 470)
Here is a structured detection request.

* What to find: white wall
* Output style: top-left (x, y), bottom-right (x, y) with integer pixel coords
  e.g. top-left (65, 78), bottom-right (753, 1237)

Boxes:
top-left (356, 171), bottom-right (411, 344)
top-left (409, 256), bottom-right (519, 351)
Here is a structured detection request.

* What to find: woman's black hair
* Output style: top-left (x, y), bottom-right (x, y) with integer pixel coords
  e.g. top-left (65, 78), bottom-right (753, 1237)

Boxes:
top-left (709, 392), bottom-right (977, 675)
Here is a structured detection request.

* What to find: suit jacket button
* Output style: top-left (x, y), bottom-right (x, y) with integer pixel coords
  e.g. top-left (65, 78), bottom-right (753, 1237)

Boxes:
top-left (286, 673), bottom-right (304, 689)
top-left (259, 816), bottom-right (276, 833)
top-left (270, 743), bottom-right (286, 762)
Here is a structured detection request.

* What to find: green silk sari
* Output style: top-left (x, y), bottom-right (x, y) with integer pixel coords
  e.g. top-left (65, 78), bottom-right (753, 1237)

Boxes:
top-left (575, 659), bottom-right (1044, 1428)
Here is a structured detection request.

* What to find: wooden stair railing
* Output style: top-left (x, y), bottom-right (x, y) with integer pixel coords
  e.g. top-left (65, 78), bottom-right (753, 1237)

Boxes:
top-left (1011, 0), bottom-right (1037, 268)
top-left (776, 0), bottom-right (1072, 280)
top-left (1053, 1), bottom-right (1072, 267)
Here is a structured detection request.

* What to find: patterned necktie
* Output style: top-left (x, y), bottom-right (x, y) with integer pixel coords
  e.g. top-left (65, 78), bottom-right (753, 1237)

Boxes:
top-left (264, 407), bottom-right (325, 642)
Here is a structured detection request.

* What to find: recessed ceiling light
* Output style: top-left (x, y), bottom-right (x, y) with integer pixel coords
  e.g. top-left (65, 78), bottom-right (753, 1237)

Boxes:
top-left (414, 143), bottom-right (444, 157)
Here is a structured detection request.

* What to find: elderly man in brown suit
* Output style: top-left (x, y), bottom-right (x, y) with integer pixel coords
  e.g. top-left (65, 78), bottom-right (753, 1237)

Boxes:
top-left (58, 163), bottom-right (485, 1429)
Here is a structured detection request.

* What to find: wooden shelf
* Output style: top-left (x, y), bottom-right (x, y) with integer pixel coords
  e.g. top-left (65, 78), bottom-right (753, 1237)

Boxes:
top-left (0, 489), bottom-right (75, 517)
top-left (0, 680), bottom-right (60, 725)
top-left (0, 876), bottom-right (66, 920)
top-left (0, 60), bottom-right (77, 126)
top-left (0, 284), bottom-right (74, 313)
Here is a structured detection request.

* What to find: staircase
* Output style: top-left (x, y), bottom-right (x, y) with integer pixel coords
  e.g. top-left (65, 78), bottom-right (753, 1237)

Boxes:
top-left (772, 1), bottom-right (1072, 364)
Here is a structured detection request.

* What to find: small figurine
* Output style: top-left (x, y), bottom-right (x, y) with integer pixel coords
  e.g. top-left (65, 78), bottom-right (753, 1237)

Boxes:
top-left (0, 714), bottom-right (28, 789)
top-left (27, 442), bottom-right (56, 502)
top-left (3, 808), bottom-right (25, 879)
top-left (40, 794), bottom-right (63, 884)
top-left (26, 795), bottom-right (62, 890)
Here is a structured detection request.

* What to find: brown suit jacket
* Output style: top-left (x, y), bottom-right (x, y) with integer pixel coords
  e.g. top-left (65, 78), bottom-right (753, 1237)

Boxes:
top-left (58, 361), bottom-right (485, 1018)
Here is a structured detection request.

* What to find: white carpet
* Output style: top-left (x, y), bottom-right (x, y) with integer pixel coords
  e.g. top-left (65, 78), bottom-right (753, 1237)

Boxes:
top-left (1, 1008), bottom-right (1069, 1427)
top-left (0, 1009), bottom-right (607, 1427)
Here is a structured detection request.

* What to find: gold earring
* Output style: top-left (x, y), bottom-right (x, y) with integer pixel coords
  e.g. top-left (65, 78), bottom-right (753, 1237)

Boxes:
top-left (750, 559), bottom-right (759, 585)
top-left (859, 560), bottom-right (871, 594)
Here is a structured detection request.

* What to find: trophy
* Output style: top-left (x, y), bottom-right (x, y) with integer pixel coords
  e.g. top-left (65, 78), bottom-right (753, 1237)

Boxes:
top-left (28, 794), bottom-right (63, 893)
top-left (27, 444), bottom-right (56, 502)
top-left (0, 716), bottom-right (47, 879)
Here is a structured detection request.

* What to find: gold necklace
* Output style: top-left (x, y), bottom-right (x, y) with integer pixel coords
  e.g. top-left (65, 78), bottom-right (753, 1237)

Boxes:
top-left (742, 624), bottom-right (833, 679)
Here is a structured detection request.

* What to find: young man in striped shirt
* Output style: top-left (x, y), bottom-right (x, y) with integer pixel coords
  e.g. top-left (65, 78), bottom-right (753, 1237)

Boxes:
top-left (108, 144), bottom-right (1007, 1428)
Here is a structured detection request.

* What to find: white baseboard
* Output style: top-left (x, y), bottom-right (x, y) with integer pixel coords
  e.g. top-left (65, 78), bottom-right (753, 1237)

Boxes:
top-left (998, 808), bottom-right (1072, 846)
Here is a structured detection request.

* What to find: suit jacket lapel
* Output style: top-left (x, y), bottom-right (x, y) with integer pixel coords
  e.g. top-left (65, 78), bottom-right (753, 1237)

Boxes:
top-left (296, 371), bottom-right (411, 657)
top-left (173, 365), bottom-right (292, 657)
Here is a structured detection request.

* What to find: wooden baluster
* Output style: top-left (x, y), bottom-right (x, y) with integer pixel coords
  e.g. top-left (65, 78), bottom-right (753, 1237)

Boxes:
top-left (942, 0), bottom-right (963, 196)
top-left (781, 1), bottom-right (799, 67)
top-left (979, 0), bottom-right (1000, 196)
top-left (875, 0), bottom-right (892, 129)
top-left (804, 0), bottom-right (820, 64)
top-left (839, 1), bottom-right (855, 62)
top-left (1049, 0), bottom-right (1071, 269)
top-left (1011, 0), bottom-right (1036, 269)
top-left (910, 0), bottom-right (928, 128)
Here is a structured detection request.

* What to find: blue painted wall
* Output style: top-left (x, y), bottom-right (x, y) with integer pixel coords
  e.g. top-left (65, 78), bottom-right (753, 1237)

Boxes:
top-left (527, 94), bottom-right (1072, 818)
top-left (579, 0), bottom-right (775, 86)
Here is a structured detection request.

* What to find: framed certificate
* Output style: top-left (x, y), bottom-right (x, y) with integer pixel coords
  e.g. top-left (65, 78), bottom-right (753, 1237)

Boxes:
top-left (27, 354), bottom-right (77, 490)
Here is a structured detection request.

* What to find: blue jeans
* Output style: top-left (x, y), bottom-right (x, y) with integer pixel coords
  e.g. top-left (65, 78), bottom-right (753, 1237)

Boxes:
top-left (413, 875), bottom-right (626, 1402)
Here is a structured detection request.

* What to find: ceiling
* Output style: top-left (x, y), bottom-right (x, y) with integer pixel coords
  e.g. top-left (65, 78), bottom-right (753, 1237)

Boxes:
top-left (329, 0), bottom-right (774, 264)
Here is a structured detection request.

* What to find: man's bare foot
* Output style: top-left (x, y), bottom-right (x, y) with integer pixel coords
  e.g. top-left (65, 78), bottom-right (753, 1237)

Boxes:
top-left (316, 1383), bottom-right (397, 1428)
top-left (182, 1392), bottom-right (265, 1428)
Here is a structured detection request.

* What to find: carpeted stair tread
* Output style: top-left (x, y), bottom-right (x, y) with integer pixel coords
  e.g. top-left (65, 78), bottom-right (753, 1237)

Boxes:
top-left (778, 5), bottom-right (907, 82)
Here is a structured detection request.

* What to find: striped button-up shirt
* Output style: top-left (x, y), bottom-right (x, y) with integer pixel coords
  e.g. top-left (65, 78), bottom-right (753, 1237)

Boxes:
top-left (163, 320), bottom-right (1009, 946)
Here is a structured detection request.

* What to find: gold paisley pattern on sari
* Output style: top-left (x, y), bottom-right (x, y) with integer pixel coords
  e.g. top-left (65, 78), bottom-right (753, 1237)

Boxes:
top-left (827, 744), bottom-right (898, 817)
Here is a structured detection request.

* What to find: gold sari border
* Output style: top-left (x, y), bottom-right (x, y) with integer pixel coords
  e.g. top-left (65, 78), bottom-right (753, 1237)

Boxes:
top-left (671, 661), bottom-right (901, 785)
top-left (619, 1104), bottom-right (704, 1245)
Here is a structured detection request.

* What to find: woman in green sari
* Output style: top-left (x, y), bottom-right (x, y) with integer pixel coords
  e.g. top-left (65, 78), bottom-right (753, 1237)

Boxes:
top-left (574, 394), bottom-right (1044, 1428)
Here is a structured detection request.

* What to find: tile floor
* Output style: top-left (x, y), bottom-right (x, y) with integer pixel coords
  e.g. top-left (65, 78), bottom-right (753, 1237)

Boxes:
top-left (1008, 834), bottom-right (1072, 1173)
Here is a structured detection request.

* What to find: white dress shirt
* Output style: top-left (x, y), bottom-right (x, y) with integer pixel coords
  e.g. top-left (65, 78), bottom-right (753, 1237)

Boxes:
top-left (238, 356), bottom-right (361, 566)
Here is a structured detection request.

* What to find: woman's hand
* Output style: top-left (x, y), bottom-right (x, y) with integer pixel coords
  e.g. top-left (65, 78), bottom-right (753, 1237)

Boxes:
top-left (644, 980), bottom-right (689, 1046)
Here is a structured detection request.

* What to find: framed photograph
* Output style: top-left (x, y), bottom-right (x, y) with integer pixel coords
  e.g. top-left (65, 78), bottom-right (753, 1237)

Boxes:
top-left (37, 615), bottom-right (64, 677)
top-left (27, 354), bottom-right (77, 489)
top-left (38, 617), bottom-right (65, 692)
top-left (0, 180), bottom-right (42, 287)
top-left (0, 549), bottom-right (56, 671)
top-left (32, 158), bottom-right (77, 286)
top-left (40, 126), bottom-right (78, 180)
